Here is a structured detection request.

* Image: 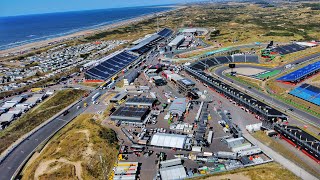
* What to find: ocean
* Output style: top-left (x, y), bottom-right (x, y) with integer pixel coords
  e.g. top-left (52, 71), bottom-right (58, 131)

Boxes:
top-left (0, 6), bottom-right (173, 50)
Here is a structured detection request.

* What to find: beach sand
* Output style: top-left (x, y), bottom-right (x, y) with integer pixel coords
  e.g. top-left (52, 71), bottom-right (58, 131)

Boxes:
top-left (0, 6), bottom-right (183, 56)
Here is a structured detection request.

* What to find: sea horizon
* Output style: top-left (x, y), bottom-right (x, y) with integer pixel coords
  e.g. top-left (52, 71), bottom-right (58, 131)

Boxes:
top-left (0, 5), bottom-right (175, 51)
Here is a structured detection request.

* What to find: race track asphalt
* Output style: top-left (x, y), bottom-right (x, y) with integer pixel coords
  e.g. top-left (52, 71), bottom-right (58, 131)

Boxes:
top-left (0, 89), bottom-right (105, 180)
top-left (214, 53), bottom-right (320, 127)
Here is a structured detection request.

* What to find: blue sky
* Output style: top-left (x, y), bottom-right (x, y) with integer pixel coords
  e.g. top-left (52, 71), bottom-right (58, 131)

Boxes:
top-left (0, 0), bottom-right (202, 17)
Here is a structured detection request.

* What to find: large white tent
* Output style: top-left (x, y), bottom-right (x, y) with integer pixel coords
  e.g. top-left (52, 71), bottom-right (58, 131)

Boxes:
top-left (150, 133), bottom-right (187, 149)
top-left (160, 165), bottom-right (187, 180)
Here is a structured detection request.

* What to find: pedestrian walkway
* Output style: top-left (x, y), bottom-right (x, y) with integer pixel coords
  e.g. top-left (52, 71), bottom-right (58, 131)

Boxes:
top-left (243, 133), bottom-right (318, 180)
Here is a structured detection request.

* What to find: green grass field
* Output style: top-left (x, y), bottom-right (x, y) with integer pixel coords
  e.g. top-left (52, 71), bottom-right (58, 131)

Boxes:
top-left (0, 89), bottom-right (86, 153)
top-left (256, 69), bottom-right (281, 79)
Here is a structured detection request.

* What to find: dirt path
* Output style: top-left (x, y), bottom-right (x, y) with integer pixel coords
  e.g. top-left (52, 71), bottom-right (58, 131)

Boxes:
top-left (205, 173), bottom-right (251, 180)
top-left (78, 130), bottom-right (95, 157)
top-left (33, 130), bottom-right (95, 180)
top-left (34, 158), bottom-right (83, 180)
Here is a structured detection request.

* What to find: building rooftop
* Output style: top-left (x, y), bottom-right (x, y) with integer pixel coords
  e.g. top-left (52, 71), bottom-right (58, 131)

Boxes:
top-left (125, 97), bottom-right (156, 106)
top-left (111, 107), bottom-right (149, 119)
top-left (160, 164), bottom-right (187, 180)
top-left (178, 78), bottom-right (195, 86)
top-left (151, 133), bottom-right (187, 149)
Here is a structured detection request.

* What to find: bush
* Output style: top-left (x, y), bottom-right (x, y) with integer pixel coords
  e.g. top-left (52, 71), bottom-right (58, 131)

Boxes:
top-left (99, 128), bottom-right (118, 145)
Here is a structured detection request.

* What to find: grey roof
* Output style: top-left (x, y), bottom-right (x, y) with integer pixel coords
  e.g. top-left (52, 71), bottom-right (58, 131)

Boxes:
top-left (124, 69), bottom-right (139, 84)
top-left (0, 113), bottom-right (14, 123)
top-left (110, 107), bottom-right (149, 121)
top-left (110, 91), bottom-right (127, 102)
top-left (125, 97), bottom-right (156, 106)
top-left (10, 97), bottom-right (23, 103)
top-left (160, 165), bottom-right (187, 180)
top-left (178, 78), bottom-right (195, 86)
top-left (168, 35), bottom-right (185, 47)
top-left (169, 98), bottom-right (187, 116)
top-left (130, 34), bottom-right (161, 51)
top-left (151, 133), bottom-right (187, 149)
top-left (160, 159), bottom-right (182, 168)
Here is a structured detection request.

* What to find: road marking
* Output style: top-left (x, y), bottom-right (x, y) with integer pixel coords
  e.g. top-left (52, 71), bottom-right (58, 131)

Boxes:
top-left (56, 118), bottom-right (68, 122)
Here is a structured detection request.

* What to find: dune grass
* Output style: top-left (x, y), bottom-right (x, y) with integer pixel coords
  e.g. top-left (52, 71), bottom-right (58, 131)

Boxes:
top-left (0, 89), bottom-right (86, 153)
top-left (22, 114), bottom-right (118, 180)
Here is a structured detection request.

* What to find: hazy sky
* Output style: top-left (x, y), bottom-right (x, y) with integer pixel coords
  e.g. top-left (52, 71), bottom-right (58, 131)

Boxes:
top-left (0, 0), bottom-right (202, 17)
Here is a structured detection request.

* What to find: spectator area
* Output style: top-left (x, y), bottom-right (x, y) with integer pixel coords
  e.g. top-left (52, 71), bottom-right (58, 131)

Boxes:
top-left (289, 83), bottom-right (320, 106)
top-left (273, 44), bottom-right (306, 55)
top-left (277, 61), bottom-right (320, 83)
top-left (189, 54), bottom-right (259, 71)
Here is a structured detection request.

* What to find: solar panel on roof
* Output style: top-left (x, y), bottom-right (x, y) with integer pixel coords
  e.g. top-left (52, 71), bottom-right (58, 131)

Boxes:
top-left (85, 51), bottom-right (138, 81)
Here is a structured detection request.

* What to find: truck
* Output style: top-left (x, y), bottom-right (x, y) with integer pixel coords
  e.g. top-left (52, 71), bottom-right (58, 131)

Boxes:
top-left (91, 92), bottom-right (101, 102)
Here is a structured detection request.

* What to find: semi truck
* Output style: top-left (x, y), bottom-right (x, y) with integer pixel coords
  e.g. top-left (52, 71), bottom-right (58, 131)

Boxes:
top-left (91, 92), bottom-right (101, 102)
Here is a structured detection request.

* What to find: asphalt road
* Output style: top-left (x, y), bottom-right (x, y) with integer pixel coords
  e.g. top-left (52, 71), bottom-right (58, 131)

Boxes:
top-left (0, 89), bottom-right (105, 180)
top-left (214, 53), bottom-right (320, 127)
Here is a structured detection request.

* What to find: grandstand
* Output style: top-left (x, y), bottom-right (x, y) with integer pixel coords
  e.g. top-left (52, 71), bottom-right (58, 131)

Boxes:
top-left (84, 51), bottom-right (139, 82)
top-left (189, 55), bottom-right (259, 71)
top-left (277, 61), bottom-right (320, 83)
top-left (289, 84), bottom-right (320, 106)
top-left (273, 43), bottom-right (306, 55)
top-left (130, 28), bottom-right (173, 54)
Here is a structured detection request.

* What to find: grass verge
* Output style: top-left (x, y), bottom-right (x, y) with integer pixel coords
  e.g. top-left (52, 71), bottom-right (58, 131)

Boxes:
top-left (226, 74), bottom-right (263, 91)
top-left (193, 162), bottom-right (299, 180)
top-left (22, 114), bottom-right (118, 180)
top-left (0, 89), bottom-right (86, 153)
top-left (252, 131), bottom-right (320, 178)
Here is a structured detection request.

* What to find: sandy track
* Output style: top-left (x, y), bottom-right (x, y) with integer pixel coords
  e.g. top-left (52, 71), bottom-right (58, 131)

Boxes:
top-left (34, 159), bottom-right (82, 180)
top-left (33, 130), bottom-right (95, 179)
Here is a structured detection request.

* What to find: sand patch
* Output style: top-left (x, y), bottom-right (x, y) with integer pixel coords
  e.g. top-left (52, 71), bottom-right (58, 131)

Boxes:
top-left (225, 67), bottom-right (266, 76)
top-left (205, 173), bottom-right (251, 180)
top-left (34, 159), bottom-right (82, 180)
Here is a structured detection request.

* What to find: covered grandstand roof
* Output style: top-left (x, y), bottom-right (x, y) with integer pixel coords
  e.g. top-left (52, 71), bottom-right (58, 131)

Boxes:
top-left (84, 51), bottom-right (139, 81)
top-left (151, 133), bottom-right (187, 149)
top-left (277, 61), bottom-right (320, 82)
top-left (189, 55), bottom-right (258, 71)
top-left (169, 98), bottom-right (187, 116)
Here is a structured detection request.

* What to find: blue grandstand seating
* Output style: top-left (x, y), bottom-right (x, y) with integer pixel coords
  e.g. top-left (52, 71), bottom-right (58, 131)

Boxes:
top-left (190, 55), bottom-right (258, 71)
top-left (277, 61), bottom-right (320, 82)
top-left (289, 84), bottom-right (320, 106)
top-left (273, 44), bottom-right (306, 55)
top-left (85, 51), bottom-right (139, 81)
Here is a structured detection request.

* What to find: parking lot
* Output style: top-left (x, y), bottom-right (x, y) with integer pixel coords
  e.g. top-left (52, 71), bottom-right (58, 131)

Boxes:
top-left (101, 64), bottom-right (273, 179)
